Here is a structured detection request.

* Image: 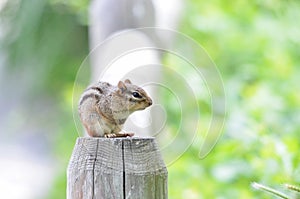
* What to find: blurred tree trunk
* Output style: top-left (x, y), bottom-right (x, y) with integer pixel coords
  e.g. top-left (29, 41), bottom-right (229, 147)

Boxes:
top-left (88, 0), bottom-right (182, 137)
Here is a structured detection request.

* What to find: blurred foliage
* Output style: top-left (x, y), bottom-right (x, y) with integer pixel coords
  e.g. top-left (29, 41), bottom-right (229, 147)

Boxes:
top-left (167, 0), bottom-right (300, 198)
top-left (252, 182), bottom-right (300, 198)
top-left (1, 0), bottom-right (300, 198)
top-left (1, 0), bottom-right (89, 198)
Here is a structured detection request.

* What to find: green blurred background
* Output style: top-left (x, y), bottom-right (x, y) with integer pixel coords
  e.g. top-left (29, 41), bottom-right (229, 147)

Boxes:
top-left (1, 0), bottom-right (300, 198)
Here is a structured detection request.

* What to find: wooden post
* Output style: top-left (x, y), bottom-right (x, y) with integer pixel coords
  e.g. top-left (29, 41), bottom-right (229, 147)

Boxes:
top-left (67, 137), bottom-right (168, 199)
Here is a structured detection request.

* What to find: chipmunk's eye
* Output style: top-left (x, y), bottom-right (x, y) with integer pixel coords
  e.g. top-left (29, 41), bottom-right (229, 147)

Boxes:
top-left (132, 92), bottom-right (142, 99)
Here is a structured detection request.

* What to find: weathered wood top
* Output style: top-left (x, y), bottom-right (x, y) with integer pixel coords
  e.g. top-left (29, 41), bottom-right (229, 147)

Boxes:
top-left (67, 137), bottom-right (168, 199)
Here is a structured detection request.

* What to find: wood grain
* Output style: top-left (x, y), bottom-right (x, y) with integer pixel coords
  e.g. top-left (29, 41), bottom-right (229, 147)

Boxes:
top-left (67, 137), bottom-right (167, 199)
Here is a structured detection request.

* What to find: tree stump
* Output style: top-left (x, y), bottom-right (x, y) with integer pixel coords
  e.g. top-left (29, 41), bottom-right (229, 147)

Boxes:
top-left (67, 137), bottom-right (168, 199)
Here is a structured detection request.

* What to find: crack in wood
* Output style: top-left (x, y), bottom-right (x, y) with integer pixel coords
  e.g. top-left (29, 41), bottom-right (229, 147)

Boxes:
top-left (122, 140), bottom-right (126, 199)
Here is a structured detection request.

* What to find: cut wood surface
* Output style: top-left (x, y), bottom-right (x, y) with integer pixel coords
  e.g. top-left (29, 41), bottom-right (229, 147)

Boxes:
top-left (67, 137), bottom-right (168, 199)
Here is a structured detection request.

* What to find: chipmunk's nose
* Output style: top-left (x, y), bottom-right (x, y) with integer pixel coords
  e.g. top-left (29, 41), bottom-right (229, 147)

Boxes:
top-left (148, 98), bottom-right (153, 106)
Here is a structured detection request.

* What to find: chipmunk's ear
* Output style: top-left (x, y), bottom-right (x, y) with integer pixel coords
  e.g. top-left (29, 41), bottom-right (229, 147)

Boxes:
top-left (124, 79), bottom-right (132, 84)
top-left (118, 81), bottom-right (127, 94)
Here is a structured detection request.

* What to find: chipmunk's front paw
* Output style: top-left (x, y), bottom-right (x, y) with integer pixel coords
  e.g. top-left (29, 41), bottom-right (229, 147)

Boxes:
top-left (104, 133), bottom-right (117, 138)
top-left (104, 132), bottom-right (134, 138)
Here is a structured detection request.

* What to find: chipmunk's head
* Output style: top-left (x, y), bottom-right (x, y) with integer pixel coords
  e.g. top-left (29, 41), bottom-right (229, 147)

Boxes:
top-left (117, 79), bottom-right (152, 111)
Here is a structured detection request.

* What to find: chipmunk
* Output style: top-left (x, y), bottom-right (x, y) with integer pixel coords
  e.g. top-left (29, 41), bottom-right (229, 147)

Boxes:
top-left (78, 79), bottom-right (152, 137)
